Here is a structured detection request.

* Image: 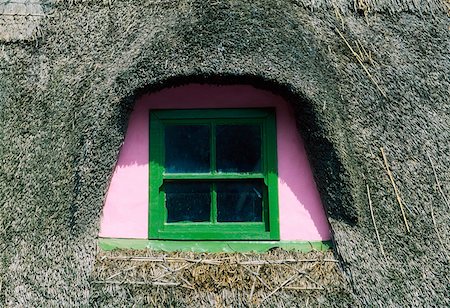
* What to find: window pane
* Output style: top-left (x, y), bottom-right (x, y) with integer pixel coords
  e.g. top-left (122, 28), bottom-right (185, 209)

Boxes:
top-left (165, 182), bottom-right (211, 222)
top-left (165, 125), bottom-right (210, 173)
top-left (216, 181), bottom-right (263, 222)
top-left (216, 125), bottom-right (261, 173)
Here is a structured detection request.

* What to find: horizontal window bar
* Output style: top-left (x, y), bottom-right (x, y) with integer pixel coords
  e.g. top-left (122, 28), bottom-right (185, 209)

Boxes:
top-left (162, 223), bottom-right (265, 231)
top-left (163, 173), bottom-right (265, 180)
top-left (163, 222), bottom-right (265, 227)
top-left (154, 232), bottom-right (271, 241)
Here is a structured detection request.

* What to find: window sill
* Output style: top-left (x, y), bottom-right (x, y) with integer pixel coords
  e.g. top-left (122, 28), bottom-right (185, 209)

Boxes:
top-left (98, 238), bottom-right (332, 253)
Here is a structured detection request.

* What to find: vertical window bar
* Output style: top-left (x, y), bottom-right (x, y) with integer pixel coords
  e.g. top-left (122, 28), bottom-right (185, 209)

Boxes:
top-left (210, 123), bottom-right (217, 224)
top-left (210, 123), bottom-right (216, 173)
top-left (211, 182), bottom-right (217, 224)
top-left (262, 121), bottom-right (269, 227)
top-left (260, 121), bottom-right (266, 177)
top-left (263, 185), bottom-right (269, 229)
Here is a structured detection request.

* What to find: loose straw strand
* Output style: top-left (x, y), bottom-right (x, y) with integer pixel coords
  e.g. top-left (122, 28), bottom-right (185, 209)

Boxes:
top-left (367, 184), bottom-right (386, 260)
top-left (381, 147), bottom-right (410, 233)
top-left (427, 152), bottom-right (450, 210)
top-left (336, 28), bottom-right (387, 98)
top-left (248, 265), bottom-right (261, 306)
top-left (429, 202), bottom-right (449, 261)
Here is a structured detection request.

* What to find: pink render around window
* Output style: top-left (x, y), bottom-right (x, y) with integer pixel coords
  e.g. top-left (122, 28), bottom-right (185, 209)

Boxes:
top-left (99, 84), bottom-right (331, 242)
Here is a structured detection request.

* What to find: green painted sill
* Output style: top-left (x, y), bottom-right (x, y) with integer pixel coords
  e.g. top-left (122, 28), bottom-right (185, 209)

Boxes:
top-left (98, 238), bottom-right (333, 253)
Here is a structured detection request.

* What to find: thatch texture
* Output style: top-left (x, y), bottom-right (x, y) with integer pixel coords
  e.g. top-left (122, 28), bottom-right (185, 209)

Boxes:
top-left (91, 249), bottom-right (352, 306)
top-left (0, 0), bottom-right (449, 306)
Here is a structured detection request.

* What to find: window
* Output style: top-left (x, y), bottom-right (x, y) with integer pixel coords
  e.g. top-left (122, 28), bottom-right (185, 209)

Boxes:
top-left (149, 108), bottom-right (279, 240)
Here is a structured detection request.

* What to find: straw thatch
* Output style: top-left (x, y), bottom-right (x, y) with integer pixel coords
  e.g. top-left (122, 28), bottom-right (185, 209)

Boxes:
top-left (91, 249), bottom-right (352, 306)
top-left (0, 0), bottom-right (449, 306)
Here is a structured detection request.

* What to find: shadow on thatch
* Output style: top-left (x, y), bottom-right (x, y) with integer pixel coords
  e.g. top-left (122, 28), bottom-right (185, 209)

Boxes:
top-left (90, 248), bottom-right (354, 306)
top-left (117, 73), bottom-right (360, 227)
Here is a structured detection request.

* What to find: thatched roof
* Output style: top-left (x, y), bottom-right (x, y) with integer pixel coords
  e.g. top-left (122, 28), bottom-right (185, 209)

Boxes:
top-left (0, 0), bottom-right (449, 306)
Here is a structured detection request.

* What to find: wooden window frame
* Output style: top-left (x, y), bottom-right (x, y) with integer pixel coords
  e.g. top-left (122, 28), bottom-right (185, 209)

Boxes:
top-left (149, 108), bottom-right (279, 240)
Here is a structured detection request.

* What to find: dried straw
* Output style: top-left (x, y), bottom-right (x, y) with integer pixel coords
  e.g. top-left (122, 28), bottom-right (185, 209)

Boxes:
top-left (367, 184), bottom-right (387, 260)
top-left (381, 147), bottom-right (410, 233)
top-left (336, 28), bottom-right (387, 98)
top-left (427, 152), bottom-right (450, 211)
top-left (91, 248), bottom-right (349, 306)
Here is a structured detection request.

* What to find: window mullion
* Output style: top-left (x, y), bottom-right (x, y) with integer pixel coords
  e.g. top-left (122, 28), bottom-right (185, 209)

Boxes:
top-left (211, 183), bottom-right (217, 224)
top-left (210, 122), bottom-right (217, 224)
top-left (210, 122), bottom-right (216, 173)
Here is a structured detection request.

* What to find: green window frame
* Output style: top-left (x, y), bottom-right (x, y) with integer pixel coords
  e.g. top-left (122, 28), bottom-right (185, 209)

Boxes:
top-left (149, 108), bottom-right (279, 240)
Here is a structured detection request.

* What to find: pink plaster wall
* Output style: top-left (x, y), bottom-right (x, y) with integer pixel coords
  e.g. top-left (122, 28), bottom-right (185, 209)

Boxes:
top-left (99, 84), bottom-right (330, 241)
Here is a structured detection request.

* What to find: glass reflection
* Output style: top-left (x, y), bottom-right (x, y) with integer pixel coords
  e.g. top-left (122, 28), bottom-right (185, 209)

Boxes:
top-left (216, 181), bottom-right (263, 222)
top-left (216, 125), bottom-right (261, 173)
top-left (165, 125), bottom-right (210, 173)
top-left (165, 182), bottom-right (211, 222)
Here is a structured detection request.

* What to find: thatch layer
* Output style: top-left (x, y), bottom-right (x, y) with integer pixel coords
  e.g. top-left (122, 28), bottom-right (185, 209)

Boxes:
top-left (91, 249), bottom-right (353, 307)
top-left (0, 0), bottom-right (449, 306)
top-left (1, 0), bottom-right (448, 42)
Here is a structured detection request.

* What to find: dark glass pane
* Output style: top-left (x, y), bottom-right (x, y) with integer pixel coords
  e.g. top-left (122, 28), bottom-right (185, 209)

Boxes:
top-left (216, 181), bottom-right (263, 222)
top-left (216, 125), bottom-right (261, 173)
top-left (165, 125), bottom-right (210, 173)
top-left (165, 182), bottom-right (211, 223)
